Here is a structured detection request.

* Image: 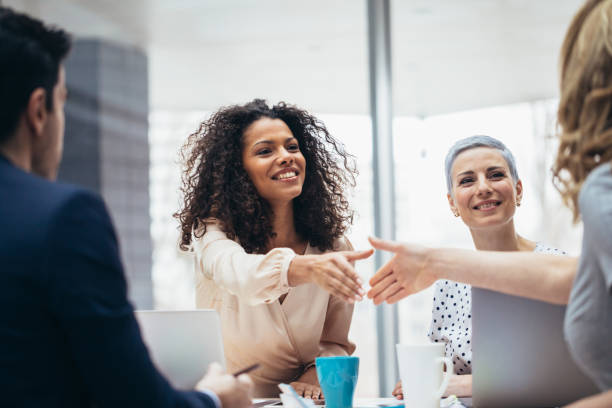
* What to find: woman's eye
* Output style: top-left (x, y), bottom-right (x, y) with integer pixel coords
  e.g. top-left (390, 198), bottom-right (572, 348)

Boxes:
top-left (287, 144), bottom-right (299, 151)
top-left (490, 172), bottom-right (505, 179)
top-left (256, 148), bottom-right (271, 156)
top-left (459, 177), bottom-right (473, 185)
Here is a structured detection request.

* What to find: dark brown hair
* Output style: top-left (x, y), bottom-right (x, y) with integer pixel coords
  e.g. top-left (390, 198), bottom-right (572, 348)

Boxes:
top-left (175, 99), bottom-right (357, 254)
top-left (0, 7), bottom-right (71, 142)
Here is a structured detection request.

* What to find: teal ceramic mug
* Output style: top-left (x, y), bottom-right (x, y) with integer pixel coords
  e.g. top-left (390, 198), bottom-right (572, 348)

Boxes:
top-left (315, 356), bottom-right (359, 408)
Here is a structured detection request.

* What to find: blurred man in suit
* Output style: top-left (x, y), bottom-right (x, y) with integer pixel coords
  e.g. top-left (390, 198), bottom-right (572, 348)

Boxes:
top-left (0, 7), bottom-right (253, 407)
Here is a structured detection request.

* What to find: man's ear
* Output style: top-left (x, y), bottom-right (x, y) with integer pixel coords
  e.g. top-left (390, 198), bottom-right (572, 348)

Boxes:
top-left (24, 88), bottom-right (48, 138)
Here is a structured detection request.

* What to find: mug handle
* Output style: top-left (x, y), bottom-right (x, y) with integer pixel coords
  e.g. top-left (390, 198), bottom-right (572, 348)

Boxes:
top-left (434, 356), bottom-right (453, 399)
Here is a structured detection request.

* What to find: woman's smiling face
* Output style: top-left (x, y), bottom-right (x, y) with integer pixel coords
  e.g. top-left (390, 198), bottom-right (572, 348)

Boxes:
top-left (448, 147), bottom-right (522, 230)
top-left (241, 117), bottom-right (306, 205)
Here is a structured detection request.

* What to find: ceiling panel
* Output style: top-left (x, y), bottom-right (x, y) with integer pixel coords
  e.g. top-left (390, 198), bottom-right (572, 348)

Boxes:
top-left (4, 0), bottom-right (583, 116)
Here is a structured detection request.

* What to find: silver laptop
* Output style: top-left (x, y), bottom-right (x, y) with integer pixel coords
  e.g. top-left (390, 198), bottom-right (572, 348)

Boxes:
top-left (472, 288), bottom-right (598, 408)
top-left (135, 309), bottom-right (226, 389)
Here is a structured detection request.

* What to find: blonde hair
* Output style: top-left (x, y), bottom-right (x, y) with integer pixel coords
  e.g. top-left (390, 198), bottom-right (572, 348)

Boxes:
top-left (554, 0), bottom-right (612, 222)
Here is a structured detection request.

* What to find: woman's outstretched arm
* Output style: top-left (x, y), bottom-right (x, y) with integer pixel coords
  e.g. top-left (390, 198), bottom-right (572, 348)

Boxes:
top-left (367, 237), bottom-right (577, 306)
top-left (195, 222), bottom-right (372, 304)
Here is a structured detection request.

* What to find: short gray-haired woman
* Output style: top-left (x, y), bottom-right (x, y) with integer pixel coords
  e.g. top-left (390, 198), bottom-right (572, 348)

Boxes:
top-left (393, 135), bottom-right (566, 398)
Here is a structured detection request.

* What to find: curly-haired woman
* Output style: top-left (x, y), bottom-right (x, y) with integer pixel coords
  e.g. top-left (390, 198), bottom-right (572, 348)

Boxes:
top-left (368, 1), bottom-right (612, 405)
top-left (175, 99), bottom-right (372, 398)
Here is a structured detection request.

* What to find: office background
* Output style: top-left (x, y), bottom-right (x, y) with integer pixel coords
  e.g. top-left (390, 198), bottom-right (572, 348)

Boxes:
top-left (4, 0), bottom-right (584, 397)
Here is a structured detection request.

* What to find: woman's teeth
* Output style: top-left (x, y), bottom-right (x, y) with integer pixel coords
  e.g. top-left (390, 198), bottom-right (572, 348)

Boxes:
top-left (277, 171), bottom-right (296, 180)
top-left (477, 202), bottom-right (498, 209)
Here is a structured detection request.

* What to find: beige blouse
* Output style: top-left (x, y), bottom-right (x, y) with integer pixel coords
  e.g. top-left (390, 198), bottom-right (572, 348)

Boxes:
top-left (192, 223), bottom-right (356, 397)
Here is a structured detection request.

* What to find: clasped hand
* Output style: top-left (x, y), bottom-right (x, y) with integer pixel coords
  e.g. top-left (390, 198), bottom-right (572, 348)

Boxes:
top-left (289, 249), bottom-right (373, 303)
top-left (290, 365), bottom-right (323, 400)
top-left (366, 236), bottom-right (435, 305)
top-left (196, 362), bottom-right (253, 408)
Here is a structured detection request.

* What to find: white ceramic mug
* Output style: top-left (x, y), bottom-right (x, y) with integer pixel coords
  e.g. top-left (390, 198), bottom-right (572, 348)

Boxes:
top-left (396, 343), bottom-right (453, 408)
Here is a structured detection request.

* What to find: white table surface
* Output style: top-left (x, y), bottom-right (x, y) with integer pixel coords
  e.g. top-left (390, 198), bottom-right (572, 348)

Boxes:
top-left (252, 397), bottom-right (471, 408)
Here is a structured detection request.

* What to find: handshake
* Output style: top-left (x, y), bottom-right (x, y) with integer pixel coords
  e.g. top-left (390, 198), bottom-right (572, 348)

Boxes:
top-left (288, 236), bottom-right (431, 305)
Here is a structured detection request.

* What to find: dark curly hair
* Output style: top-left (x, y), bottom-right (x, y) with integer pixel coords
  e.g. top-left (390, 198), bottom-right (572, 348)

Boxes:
top-left (175, 99), bottom-right (357, 254)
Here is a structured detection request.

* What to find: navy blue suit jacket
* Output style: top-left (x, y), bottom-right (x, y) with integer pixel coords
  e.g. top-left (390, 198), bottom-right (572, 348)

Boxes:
top-left (0, 155), bottom-right (217, 408)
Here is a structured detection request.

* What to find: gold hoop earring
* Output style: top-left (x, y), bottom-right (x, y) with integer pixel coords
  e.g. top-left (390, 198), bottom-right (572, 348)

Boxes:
top-left (516, 201), bottom-right (521, 207)
top-left (453, 211), bottom-right (460, 217)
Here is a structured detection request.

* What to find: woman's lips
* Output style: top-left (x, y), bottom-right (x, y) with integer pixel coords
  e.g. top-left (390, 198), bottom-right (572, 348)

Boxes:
top-left (274, 171), bottom-right (297, 180)
top-left (473, 200), bottom-right (501, 211)
top-left (272, 169), bottom-right (300, 182)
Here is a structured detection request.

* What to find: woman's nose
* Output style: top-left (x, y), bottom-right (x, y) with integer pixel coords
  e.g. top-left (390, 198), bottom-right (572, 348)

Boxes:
top-left (279, 149), bottom-right (294, 165)
top-left (476, 177), bottom-right (493, 194)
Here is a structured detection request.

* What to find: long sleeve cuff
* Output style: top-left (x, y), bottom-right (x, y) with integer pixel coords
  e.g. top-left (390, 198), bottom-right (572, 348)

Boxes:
top-left (281, 251), bottom-right (297, 288)
top-left (200, 389), bottom-right (222, 408)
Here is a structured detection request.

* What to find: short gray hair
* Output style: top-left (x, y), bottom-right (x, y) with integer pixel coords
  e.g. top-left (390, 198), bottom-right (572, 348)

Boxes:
top-left (444, 135), bottom-right (519, 194)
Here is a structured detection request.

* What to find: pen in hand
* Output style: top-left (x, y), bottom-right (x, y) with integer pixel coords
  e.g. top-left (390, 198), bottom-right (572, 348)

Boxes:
top-left (232, 363), bottom-right (260, 377)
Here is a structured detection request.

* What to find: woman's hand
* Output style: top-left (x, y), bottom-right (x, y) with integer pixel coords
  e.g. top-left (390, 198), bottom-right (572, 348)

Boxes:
top-left (290, 366), bottom-right (323, 400)
top-left (446, 374), bottom-right (472, 397)
top-left (392, 380), bottom-right (403, 399)
top-left (391, 375), bottom-right (473, 399)
top-left (290, 381), bottom-right (322, 400)
top-left (367, 237), bottom-right (434, 305)
top-left (289, 249), bottom-right (373, 303)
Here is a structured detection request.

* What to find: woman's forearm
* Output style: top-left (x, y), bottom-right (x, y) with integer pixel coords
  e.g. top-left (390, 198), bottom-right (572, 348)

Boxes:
top-left (287, 255), bottom-right (311, 286)
top-left (430, 249), bottom-right (578, 305)
top-left (565, 390), bottom-right (612, 408)
top-left (198, 237), bottom-right (295, 305)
